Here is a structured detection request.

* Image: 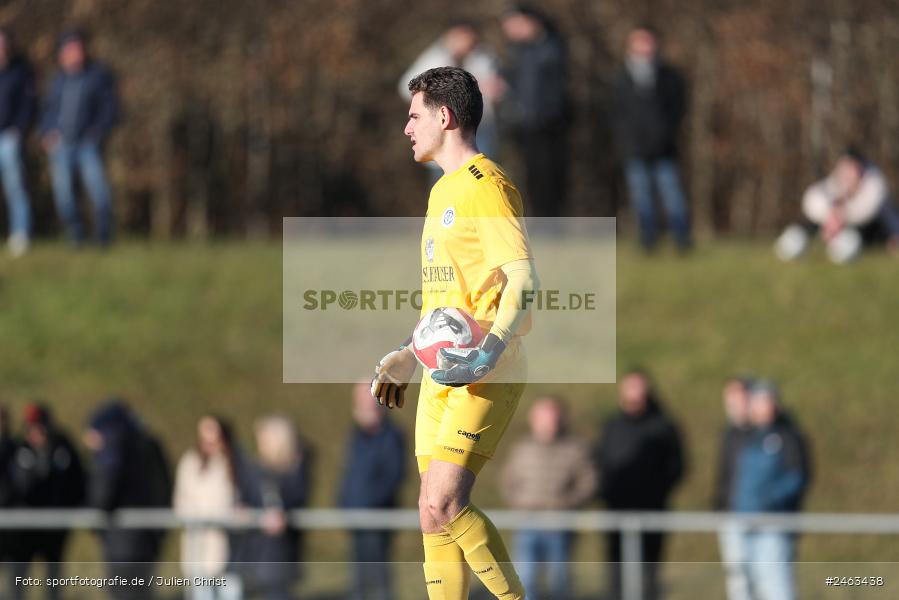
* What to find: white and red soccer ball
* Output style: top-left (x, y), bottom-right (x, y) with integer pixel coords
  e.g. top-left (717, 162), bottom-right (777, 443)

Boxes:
top-left (411, 307), bottom-right (484, 370)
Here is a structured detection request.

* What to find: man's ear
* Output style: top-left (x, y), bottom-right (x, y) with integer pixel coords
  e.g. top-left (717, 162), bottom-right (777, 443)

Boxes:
top-left (439, 105), bottom-right (456, 131)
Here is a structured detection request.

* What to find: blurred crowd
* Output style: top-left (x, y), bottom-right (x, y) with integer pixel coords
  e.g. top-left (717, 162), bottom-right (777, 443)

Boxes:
top-left (1, 5), bottom-right (898, 261)
top-left (0, 370), bottom-right (811, 600)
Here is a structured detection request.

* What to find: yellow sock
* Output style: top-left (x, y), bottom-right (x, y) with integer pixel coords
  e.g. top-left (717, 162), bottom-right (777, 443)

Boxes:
top-left (442, 505), bottom-right (525, 600)
top-left (423, 531), bottom-right (471, 600)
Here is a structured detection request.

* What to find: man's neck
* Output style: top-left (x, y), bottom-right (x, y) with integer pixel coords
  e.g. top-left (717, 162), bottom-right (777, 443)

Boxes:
top-left (433, 139), bottom-right (479, 175)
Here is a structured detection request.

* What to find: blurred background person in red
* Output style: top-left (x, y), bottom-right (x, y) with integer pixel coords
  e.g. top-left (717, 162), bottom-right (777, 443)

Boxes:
top-left (9, 404), bottom-right (84, 600)
top-left (231, 415), bottom-right (311, 600)
top-left (500, 4), bottom-right (570, 217)
top-left (338, 382), bottom-right (407, 600)
top-left (174, 415), bottom-right (240, 600)
top-left (40, 29), bottom-right (119, 246)
top-left (84, 400), bottom-right (171, 600)
top-left (712, 377), bottom-right (755, 600)
top-left (499, 395), bottom-right (596, 600)
top-left (595, 370), bottom-right (686, 600)
top-left (775, 147), bottom-right (899, 263)
top-left (0, 28), bottom-right (35, 258)
top-left (611, 26), bottom-right (690, 252)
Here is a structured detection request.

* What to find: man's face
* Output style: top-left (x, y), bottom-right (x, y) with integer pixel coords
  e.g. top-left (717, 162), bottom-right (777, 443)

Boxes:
top-left (529, 399), bottom-right (563, 443)
top-left (353, 382), bottom-right (383, 431)
top-left (619, 374), bottom-right (649, 415)
top-left (749, 394), bottom-right (777, 427)
top-left (445, 26), bottom-right (478, 61)
top-left (501, 13), bottom-right (540, 42)
top-left (404, 92), bottom-right (445, 163)
top-left (723, 381), bottom-right (750, 426)
top-left (627, 29), bottom-right (658, 60)
top-left (59, 40), bottom-right (86, 73)
top-left (25, 424), bottom-right (48, 449)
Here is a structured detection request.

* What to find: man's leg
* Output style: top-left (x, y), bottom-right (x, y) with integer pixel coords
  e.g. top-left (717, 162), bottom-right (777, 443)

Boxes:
top-left (419, 469), bottom-right (471, 600)
top-left (544, 531), bottom-right (573, 600)
top-left (427, 458), bottom-right (524, 599)
top-left (514, 530), bottom-right (542, 600)
top-left (652, 159), bottom-right (692, 249)
top-left (751, 531), bottom-right (795, 600)
top-left (605, 531), bottom-right (622, 600)
top-left (718, 524), bottom-right (752, 600)
top-left (75, 141), bottom-right (114, 244)
top-left (625, 160), bottom-right (657, 250)
top-left (0, 131), bottom-right (32, 249)
top-left (49, 142), bottom-right (82, 243)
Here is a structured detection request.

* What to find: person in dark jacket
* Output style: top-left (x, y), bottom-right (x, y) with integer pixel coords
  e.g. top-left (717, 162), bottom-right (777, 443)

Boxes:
top-left (231, 415), bottom-right (311, 600)
top-left (40, 29), bottom-right (119, 245)
top-left (713, 377), bottom-right (755, 600)
top-left (734, 381), bottom-right (811, 600)
top-left (84, 400), bottom-right (171, 600)
top-left (595, 369), bottom-right (685, 600)
top-left (500, 5), bottom-right (570, 217)
top-left (0, 29), bottom-right (35, 257)
top-left (338, 382), bottom-right (407, 600)
top-left (10, 404), bottom-right (85, 600)
top-left (611, 26), bottom-right (690, 251)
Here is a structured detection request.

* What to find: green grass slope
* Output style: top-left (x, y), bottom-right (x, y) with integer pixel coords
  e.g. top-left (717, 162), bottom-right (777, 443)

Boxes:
top-left (1, 240), bottom-right (897, 572)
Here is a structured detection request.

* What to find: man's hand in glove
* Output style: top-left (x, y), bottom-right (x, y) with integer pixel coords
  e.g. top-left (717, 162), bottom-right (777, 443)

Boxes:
top-left (430, 333), bottom-right (505, 387)
top-left (370, 346), bottom-right (417, 408)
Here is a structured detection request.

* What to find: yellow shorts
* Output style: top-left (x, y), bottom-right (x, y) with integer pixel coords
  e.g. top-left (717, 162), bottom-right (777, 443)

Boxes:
top-left (415, 338), bottom-right (527, 474)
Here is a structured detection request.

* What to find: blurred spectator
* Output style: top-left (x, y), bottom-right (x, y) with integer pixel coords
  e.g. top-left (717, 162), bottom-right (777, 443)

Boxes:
top-left (84, 400), bottom-right (171, 600)
top-left (10, 404), bottom-right (85, 600)
top-left (174, 416), bottom-right (240, 600)
top-left (338, 382), bottom-right (407, 600)
top-left (611, 26), bottom-right (690, 252)
top-left (500, 5), bottom-right (570, 217)
top-left (734, 381), bottom-right (811, 600)
top-left (231, 415), bottom-right (311, 600)
top-left (595, 369), bottom-right (685, 600)
top-left (0, 29), bottom-right (36, 257)
top-left (712, 377), bottom-right (754, 600)
top-left (775, 148), bottom-right (899, 264)
top-left (40, 29), bottom-right (119, 246)
top-left (499, 396), bottom-right (596, 600)
top-left (399, 20), bottom-right (504, 184)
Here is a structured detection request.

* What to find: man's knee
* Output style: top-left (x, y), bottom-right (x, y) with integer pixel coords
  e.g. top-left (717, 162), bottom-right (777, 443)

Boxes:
top-left (426, 490), bottom-right (464, 525)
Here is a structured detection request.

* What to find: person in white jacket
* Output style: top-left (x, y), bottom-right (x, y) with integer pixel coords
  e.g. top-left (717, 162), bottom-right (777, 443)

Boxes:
top-left (776, 148), bottom-right (899, 263)
top-left (174, 416), bottom-right (239, 600)
top-left (398, 22), bottom-right (504, 181)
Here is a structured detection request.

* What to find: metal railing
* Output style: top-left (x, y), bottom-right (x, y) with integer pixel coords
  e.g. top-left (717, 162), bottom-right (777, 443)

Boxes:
top-left (2, 509), bottom-right (897, 599)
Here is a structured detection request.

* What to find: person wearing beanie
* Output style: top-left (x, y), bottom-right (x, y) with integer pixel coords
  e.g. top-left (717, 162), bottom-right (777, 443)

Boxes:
top-left (9, 403), bottom-right (85, 600)
top-left (732, 381), bottom-right (812, 600)
top-left (40, 28), bottom-right (119, 246)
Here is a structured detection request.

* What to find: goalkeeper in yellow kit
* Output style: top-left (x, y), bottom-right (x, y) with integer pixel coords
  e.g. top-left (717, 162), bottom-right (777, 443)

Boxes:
top-left (370, 67), bottom-right (538, 600)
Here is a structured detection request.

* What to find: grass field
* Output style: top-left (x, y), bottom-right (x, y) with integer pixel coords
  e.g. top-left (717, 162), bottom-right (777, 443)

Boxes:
top-left (1, 239), bottom-right (898, 596)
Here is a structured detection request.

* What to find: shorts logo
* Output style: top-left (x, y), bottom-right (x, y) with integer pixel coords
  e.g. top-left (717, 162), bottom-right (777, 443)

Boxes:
top-left (426, 579), bottom-right (443, 585)
top-left (425, 237), bottom-right (435, 262)
top-left (442, 207), bottom-right (455, 227)
top-left (442, 446), bottom-right (464, 454)
top-left (474, 566), bottom-right (494, 575)
top-left (457, 429), bottom-right (481, 442)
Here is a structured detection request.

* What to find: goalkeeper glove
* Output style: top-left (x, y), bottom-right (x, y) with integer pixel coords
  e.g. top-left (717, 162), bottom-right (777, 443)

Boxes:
top-left (370, 346), bottom-right (417, 409)
top-left (430, 333), bottom-right (505, 387)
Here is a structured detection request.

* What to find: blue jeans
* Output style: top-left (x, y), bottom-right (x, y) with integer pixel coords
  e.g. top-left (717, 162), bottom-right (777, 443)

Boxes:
top-left (0, 130), bottom-right (31, 239)
top-left (514, 530), bottom-right (573, 600)
top-left (744, 529), bottom-right (796, 600)
top-left (625, 158), bottom-right (691, 249)
top-left (49, 140), bottom-right (114, 244)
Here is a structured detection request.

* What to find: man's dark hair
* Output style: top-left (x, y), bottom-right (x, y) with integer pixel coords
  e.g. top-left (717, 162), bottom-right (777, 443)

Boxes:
top-left (408, 66), bottom-right (483, 135)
